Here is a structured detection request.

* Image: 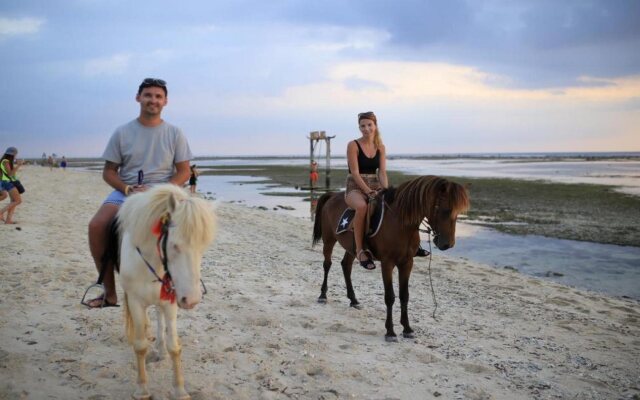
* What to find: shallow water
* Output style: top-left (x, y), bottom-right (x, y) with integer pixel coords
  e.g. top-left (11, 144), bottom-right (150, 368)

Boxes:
top-left (195, 155), bottom-right (640, 196)
top-left (198, 174), bottom-right (640, 300)
top-left (441, 223), bottom-right (640, 299)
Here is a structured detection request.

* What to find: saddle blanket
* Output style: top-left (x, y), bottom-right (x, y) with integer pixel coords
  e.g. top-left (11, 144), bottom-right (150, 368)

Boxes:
top-left (335, 195), bottom-right (385, 237)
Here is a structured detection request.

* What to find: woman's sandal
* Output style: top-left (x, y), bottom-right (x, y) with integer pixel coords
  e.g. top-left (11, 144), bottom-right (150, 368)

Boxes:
top-left (357, 249), bottom-right (376, 270)
top-left (415, 245), bottom-right (431, 257)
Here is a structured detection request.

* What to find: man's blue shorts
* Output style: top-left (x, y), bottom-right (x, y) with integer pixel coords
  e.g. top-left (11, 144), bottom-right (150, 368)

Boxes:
top-left (103, 190), bottom-right (127, 206)
top-left (1, 181), bottom-right (15, 191)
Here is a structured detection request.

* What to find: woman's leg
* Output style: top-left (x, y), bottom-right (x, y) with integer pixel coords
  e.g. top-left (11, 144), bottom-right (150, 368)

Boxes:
top-left (3, 188), bottom-right (21, 224)
top-left (345, 191), bottom-right (374, 269)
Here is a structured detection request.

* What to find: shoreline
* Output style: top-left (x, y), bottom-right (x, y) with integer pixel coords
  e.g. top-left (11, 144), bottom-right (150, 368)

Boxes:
top-left (196, 164), bottom-right (640, 248)
top-left (1, 166), bottom-right (639, 399)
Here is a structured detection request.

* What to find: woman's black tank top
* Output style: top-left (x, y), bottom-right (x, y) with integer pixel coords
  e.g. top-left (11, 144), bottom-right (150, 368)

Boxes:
top-left (348, 140), bottom-right (380, 174)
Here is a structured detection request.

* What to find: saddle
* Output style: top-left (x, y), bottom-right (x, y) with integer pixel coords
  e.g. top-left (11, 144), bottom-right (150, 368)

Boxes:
top-left (336, 193), bottom-right (385, 237)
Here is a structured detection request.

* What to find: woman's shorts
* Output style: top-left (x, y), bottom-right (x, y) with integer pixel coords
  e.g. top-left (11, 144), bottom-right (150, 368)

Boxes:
top-left (103, 190), bottom-right (127, 206)
top-left (1, 181), bottom-right (15, 191)
top-left (345, 174), bottom-right (380, 199)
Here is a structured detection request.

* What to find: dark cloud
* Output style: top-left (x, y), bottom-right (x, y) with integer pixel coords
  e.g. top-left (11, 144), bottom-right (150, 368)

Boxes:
top-left (282, 0), bottom-right (640, 88)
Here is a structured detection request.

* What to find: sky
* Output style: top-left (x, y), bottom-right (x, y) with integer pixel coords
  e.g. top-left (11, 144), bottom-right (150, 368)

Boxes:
top-left (1, 0), bottom-right (639, 157)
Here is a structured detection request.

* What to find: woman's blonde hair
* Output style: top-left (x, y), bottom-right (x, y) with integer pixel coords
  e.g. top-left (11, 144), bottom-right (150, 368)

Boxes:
top-left (358, 111), bottom-right (383, 148)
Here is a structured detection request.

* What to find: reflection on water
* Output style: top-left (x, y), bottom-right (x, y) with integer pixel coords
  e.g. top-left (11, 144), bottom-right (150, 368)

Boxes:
top-left (198, 174), bottom-right (640, 300)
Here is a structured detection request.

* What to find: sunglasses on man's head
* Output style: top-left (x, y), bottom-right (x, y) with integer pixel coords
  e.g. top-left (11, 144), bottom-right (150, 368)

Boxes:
top-left (358, 112), bottom-right (374, 118)
top-left (141, 78), bottom-right (166, 87)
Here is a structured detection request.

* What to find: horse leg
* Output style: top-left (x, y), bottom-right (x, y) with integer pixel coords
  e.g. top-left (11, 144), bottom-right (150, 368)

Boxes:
top-left (128, 301), bottom-right (152, 400)
top-left (341, 251), bottom-right (360, 309)
top-left (381, 261), bottom-right (398, 342)
top-left (318, 238), bottom-right (336, 303)
top-left (398, 260), bottom-right (415, 339)
top-left (161, 305), bottom-right (190, 400)
top-left (147, 306), bottom-right (167, 362)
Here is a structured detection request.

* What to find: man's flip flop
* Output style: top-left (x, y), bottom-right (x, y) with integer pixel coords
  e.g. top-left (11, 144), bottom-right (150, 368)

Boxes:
top-left (86, 296), bottom-right (120, 309)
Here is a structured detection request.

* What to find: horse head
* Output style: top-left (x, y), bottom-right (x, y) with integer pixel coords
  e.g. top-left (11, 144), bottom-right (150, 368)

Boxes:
top-left (428, 179), bottom-right (470, 251)
top-left (119, 184), bottom-right (217, 310)
top-left (165, 193), bottom-right (217, 309)
top-left (392, 176), bottom-right (470, 252)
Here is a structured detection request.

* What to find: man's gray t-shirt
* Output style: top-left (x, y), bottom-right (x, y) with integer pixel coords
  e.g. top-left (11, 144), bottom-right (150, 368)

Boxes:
top-left (102, 119), bottom-right (192, 185)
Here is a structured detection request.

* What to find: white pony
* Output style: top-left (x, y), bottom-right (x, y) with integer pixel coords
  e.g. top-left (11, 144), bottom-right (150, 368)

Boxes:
top-left (117, 184), bottom-right (216, 400)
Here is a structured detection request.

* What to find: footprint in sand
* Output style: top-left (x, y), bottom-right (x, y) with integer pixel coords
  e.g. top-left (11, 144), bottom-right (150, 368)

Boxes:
top-left (327, 323), bottom-right (356, 333)
top-left (545, 296), bottom-right (579, 307)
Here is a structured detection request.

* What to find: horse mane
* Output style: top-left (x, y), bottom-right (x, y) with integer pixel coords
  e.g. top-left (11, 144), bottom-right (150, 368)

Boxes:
top-left (388, 175), bottom-right (470, 226)
top-left (117, 184), bottom-right (216, 252)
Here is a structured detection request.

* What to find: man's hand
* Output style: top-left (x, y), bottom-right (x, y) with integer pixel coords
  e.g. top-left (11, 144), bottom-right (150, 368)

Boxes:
top-left (130, 184), bottom-right (150, 194)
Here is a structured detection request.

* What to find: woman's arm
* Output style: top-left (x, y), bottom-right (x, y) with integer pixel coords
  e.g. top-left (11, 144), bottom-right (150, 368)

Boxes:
top-left (377, 144), bottom-right (388, 189)
top-left (2, 159), bottom-right (21, 177)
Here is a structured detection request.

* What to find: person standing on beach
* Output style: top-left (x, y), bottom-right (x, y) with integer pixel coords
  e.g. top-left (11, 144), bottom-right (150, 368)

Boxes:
top-left (189, 164), bottom-right (199, 194)
top-left (0, 147), bottom-right (23, 224)
top-left (310, 160), bottom-right (319, 187)
top-left (85, 78), bottom-right (192, 308)
top-left (60, 156), bottom-right (67, 171)
top-left (345, 111), bottom-right (389, 270)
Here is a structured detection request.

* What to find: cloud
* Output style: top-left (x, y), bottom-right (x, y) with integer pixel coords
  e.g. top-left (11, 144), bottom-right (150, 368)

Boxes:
top-left (279, 0), bottom-right (640, 88)
top-left (0, 16), bottom-right (44, 38)
top-left (83, 53), bottom-right (131, 76)
top-left (207, 60), bottom-right (640, 117)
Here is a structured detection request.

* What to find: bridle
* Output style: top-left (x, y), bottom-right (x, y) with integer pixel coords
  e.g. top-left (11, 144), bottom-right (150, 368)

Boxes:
top-left (136, 212), bottom-right (208, 304)
top-left (137, 212), bottom-right (176, 302)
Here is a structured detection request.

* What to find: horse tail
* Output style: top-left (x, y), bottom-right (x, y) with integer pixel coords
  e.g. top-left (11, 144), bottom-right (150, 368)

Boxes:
top-left (123, 293), bottom-right (134, 344)
top-left (312, 192), bottom-right (333, 247)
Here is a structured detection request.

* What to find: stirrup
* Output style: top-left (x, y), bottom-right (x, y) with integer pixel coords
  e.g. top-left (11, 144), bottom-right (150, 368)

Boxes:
top-left (80, 283), bottom-right (106, 308)
top-left (357, 249), bottom-right (376, 270)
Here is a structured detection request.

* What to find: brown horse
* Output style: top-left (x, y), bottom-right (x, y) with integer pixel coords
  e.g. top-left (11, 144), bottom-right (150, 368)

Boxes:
top-left (312, 175), bottom-right (470, 342)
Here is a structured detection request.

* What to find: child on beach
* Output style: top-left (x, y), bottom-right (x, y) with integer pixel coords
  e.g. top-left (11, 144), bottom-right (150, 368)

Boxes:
top-left (0, 147), bottom-right (23, 224)
top-left (310, 160), bottom-right (319, 187)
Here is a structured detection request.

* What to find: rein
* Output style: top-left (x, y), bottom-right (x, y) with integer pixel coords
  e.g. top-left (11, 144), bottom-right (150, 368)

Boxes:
top-left (137, 213), bottom-right (176, 303)
top-left (419, 220), bottom-right (438, 320)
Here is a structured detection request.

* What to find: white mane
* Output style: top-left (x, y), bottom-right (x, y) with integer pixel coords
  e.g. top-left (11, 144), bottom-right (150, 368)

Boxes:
top-left (117, 184), bottom-right (216, 252)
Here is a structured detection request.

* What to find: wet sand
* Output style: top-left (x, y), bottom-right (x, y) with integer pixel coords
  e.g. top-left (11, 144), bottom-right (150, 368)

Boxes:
top-left (1, 166), bottom-right (639, 399)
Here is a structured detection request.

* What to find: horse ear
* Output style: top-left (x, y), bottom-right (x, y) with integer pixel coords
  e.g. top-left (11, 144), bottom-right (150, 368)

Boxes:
top-left (168, 193), bottom-right (178, 212)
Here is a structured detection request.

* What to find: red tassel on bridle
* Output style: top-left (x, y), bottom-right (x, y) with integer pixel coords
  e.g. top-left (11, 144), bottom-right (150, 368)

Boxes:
top-left (153, 213), bottom-right (175, 303)
top-left (160, 273), bottom-right (176, 303)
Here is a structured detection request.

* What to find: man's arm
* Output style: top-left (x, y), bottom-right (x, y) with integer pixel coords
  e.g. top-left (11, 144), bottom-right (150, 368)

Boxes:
top-left (102, 161), bottom-right (129, 193)
top-left (169, 160), bottom-right (191, 186)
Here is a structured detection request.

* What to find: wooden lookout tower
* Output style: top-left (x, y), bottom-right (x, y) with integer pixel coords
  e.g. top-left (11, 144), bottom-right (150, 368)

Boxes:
top-left (308, 131), bottom-right (336, 188)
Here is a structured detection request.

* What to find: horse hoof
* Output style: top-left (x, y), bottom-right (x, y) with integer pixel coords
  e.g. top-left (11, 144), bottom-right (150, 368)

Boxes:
top-left (350, 302), bottom-right (361, 310)
top-left (385, 335), bottom-right (399, 343)
top-left (317, 297), bottom-right (327, 304)
top-left (132, 392), bottom-right (151, 400)
top-left (403, 332), bottom-right (416, 339)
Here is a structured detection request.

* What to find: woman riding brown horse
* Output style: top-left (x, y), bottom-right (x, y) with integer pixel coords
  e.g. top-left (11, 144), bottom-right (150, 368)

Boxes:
top-left (312, 175), bottom-right (470, 342)
top-left (344, 111), bottom-right (388, 270)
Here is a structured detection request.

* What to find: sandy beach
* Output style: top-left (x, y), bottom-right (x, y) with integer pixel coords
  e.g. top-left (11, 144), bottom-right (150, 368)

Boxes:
top-left (1, 166), bottom-right (639, 400)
